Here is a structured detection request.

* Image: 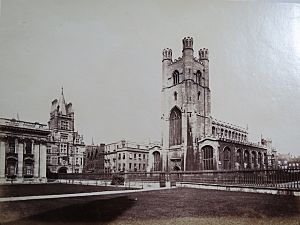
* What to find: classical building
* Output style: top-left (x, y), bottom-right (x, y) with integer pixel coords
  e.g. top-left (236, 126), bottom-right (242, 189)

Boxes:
top-left (47, 88), bottom-right (85, 174)
top-left (83, 143), bottom-right (105, 173)
top-left (149, 37), bottom-right (276, 172)
top-left (0, 118), bottom-right (50, 183)
top-left (104, 140), bottom-right (149, 173)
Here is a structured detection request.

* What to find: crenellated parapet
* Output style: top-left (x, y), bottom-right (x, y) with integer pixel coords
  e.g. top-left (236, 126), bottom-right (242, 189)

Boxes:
top-left (162, 37), bottom-right (209, 65)
top-left (211, 118), bottom-right (248, 142)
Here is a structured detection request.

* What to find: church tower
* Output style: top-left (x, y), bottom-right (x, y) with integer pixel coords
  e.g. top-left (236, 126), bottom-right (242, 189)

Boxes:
top-left (161, 37), bottom-right (211, 171)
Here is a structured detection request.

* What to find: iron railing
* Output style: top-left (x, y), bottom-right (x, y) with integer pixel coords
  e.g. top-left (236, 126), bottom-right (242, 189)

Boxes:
top-left (54, 168), bottom-right (300, 190)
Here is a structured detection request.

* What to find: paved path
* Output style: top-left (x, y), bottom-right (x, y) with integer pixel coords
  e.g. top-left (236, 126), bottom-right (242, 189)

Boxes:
top-left (0, 187), bottom-right (174, 202)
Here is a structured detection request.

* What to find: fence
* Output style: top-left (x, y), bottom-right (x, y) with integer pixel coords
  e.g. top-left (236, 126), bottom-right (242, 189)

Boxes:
top-left (52, 168), bottom-right (300, 190)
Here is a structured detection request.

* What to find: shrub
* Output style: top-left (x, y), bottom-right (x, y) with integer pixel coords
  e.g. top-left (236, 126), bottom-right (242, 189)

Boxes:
top-left (111, 174), bottom-right (125, 185)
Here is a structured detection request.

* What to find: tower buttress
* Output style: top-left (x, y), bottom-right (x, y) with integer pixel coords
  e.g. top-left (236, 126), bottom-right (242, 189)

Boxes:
top-left (199, 48), bottom-right (211, 118)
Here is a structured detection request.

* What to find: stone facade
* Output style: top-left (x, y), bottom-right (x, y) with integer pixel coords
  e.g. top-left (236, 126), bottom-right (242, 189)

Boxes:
top-left (47, 88), bottom-right (85, 174)
top-left (156, 37), bottom-right (276, 172)
top-left (104, 140), bottom-right (149, 173)
top-left (0, 118), bottom-right (50, 183)
top-left (83, 144), bottom-right (105, 173)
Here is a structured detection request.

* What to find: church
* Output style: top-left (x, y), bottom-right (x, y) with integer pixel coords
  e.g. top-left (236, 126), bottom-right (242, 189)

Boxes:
top-left (148, 37), bottom-right (276, 172)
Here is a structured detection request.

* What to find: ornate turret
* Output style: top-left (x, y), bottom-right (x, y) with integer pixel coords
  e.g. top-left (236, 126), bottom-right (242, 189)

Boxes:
top-left (182, 37), bottom-right (194, 58)
top-left (182, 37), bottom-right (193, 50)
top-left (199, 48), bottom-right (209, 60)
top-left (162, 48), bottom-right (172, 61)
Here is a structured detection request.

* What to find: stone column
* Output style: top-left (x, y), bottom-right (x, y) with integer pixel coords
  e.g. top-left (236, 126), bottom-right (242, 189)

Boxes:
top-left (17, 140), bottom-right (24, 178)
top-left (0, 140), bottom-right (6, 180)
top-left (34, 143), bottom-right (40, 178)
top-left (39, 144), bottom-right (47, 180)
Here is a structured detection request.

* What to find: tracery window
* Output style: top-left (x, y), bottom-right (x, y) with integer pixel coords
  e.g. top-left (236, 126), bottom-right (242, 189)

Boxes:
top-left (169, 107), bottom-right (182, 146)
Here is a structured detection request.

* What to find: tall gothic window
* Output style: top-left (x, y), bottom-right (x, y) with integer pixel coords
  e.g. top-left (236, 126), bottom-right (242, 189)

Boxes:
top-left (169, 107), bottom-right (182, 146)
top-left (172, 70), bottom-right (180, 85)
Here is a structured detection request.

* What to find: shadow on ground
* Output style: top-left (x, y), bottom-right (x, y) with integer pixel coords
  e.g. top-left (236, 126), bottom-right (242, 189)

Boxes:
top-left (2, 196), bottom-right (136, 225)
top-left (1, 188), bottom-right (299, 225)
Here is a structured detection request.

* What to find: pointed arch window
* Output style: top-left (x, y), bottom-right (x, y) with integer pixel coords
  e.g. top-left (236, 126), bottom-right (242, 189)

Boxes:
top-left (197, 91), bottom-right (201, 100)
top-left (196, 70), bottom-right (202, 84)
top-left (172, 70), bottom-right (180, 85)
top-left (169, 107), bottom-right (182, 146)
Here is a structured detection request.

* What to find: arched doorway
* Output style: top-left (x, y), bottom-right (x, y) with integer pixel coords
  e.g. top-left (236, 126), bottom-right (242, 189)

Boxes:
top-left (169, 106), bottom-right (182, 147)
top-left (58, 167), bottom-right (68, 174)
top-left (153, 151), bottom-right (161, 171)
top-left (202, 146), bottom-right (214, 170)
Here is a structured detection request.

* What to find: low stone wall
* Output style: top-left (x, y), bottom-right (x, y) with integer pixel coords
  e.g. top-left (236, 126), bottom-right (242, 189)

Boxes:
top-left (56, 179), bottom-right (169, 189)
top-left (177, 182), bottom-right (300, 196)
top-left (0, 178), bottom-right (47, 185)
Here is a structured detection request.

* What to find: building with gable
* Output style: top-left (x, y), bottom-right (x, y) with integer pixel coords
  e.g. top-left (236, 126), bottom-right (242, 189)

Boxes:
top-left (47, 88), bottom-right (85, 174)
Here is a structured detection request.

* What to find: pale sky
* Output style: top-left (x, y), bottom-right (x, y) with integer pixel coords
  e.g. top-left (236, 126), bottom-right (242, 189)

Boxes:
top-left (0, 1), bottom-right (300, 155)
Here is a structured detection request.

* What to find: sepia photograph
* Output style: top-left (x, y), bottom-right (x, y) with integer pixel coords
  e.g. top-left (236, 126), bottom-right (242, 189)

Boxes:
top-left (0, 0), bottom-right (299, 224)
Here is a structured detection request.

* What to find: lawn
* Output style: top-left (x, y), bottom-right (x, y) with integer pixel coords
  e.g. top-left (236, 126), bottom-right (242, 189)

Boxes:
top-left (0, 187), bottom-right (299, 225)
top-left (0, 183), bottom-right (135, 197)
